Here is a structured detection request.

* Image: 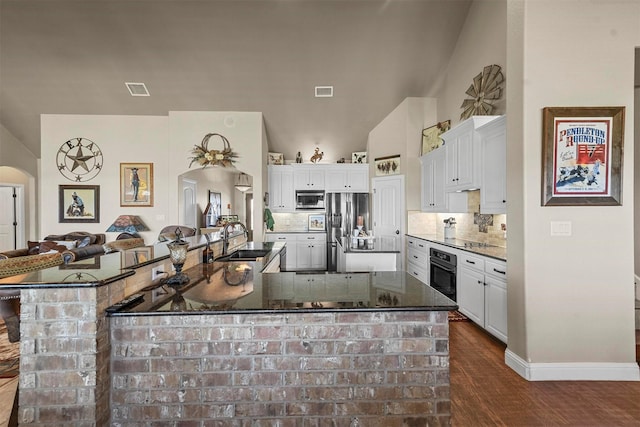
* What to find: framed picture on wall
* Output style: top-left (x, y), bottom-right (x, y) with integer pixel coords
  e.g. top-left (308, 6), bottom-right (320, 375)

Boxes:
top-left (374, 155), bottom-right (400, 176)
top-left (541, 106), bottom-right (624, 206)
top-left (59, 185), bottom-right (100, 223)
top-left (120, 163), bottom-right (154, 207)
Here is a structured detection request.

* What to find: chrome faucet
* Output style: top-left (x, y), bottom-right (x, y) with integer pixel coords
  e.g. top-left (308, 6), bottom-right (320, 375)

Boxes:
top-left (221, 221), bottom-right (248, 254)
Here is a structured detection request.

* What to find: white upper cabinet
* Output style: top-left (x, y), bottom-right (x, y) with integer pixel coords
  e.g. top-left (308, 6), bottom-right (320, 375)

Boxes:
top-left (293, 166), bottom-right (325, 190)
top-left (477, 115), bottom-right (507, 214)
top-left (420, 149), bottom-right (467, 213)
top-left (324, 164), bottom-right (369, 193)
top-left (441, 116), bottom-right (499, 192)
top-left (268, 165), bottom-right (295, 212)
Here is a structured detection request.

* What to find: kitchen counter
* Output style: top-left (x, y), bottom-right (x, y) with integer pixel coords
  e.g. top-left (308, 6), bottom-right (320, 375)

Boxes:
top-left (107, 260), bottom-right (456, 315)
top-left (108, 262), bottom-right (456, 424)
top-left (407, 234), bottom-right (507, 261)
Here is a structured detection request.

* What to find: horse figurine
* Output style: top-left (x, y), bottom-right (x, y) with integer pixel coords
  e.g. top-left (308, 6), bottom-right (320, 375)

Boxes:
top-left (310, 147), bottom-right (324, 163)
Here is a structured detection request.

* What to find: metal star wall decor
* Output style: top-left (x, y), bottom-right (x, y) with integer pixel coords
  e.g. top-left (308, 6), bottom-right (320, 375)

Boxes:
top-left (460, 64), bottom-right (504, 120)
top-left (56, 137), bottom-right (103, 181)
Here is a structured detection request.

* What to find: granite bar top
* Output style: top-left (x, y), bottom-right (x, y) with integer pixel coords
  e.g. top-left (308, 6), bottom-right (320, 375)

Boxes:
top-left (0, 234), bottom-right (283, 290)
top-left (407, 234), bottom-right (507, 261)
top-left (107, 260), bottom-right (457, 316)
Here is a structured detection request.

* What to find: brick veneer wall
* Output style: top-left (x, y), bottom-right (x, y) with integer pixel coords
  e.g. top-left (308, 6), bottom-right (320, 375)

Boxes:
top-left (110, 310), bottom-right (451, 425)
top-left (18, 283), bottom-right (123, 426)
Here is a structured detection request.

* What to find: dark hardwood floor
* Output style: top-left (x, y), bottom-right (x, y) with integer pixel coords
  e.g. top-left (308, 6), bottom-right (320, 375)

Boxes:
top-left (450, 321), bottom-right (640, 426)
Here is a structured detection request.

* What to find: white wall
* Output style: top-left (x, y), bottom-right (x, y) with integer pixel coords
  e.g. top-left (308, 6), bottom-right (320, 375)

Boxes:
top-left (635, 86), bottom-right (640, 281)
top-left (40, 112), bottom-right (266, 243)
top-left (506, 0), bottom-right (640, 379)
top-left (167, 111), bottom-right (266, 242)
top-left (0, 124), bottom-right (38, 241)
top-left (41, 115), bottom-right (169, 243)
top-left (367, 97), bottom-right (437, 211)
top-left (437, 0), bottom-right (507, 127)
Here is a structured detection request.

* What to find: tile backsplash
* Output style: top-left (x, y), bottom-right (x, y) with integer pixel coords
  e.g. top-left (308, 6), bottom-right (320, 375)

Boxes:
top-left (270, 212), bottom-right (317, 232)
top-left (408, 190), bottom-right (507, 248)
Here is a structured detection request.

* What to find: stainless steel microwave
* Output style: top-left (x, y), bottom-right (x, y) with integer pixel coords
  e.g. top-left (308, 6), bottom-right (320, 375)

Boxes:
top-left (296, 190), bottom-right (325, 210)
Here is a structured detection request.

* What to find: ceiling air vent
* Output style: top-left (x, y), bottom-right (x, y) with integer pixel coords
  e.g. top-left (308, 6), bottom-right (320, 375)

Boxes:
top-left (125, 82), bottom-right (150, 96)
top-left (315, 86), bottom-right (333, 98)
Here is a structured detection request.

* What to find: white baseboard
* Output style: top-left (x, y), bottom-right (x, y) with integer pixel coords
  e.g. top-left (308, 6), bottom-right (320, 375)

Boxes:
top-left (505, 349), bottom-right (640, 381)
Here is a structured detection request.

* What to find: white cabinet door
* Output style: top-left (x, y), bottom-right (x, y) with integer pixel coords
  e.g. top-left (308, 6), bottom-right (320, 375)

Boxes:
top-left (268, 166), bottom-right (294, 212)
top-left (484, 274), bottom-right (508, 342)
top-left (457, 266), bottom-right (485, 325)
top-left (420, 150), bottom-right (467, 213)
top-left (484, 258), bottom-right (507, 342)
top-left (346, 166), bottom-right (369, 192)
top-left (293, 167), bottom-right (325, 190)
top-left (479, 115), bottom-right (507, 214)
top-left (324, 164), bottom-right (369, 192)
top-left (442, 116), bottom-right (499, 192)
top-left (295, 234), bottom-right (326, 270)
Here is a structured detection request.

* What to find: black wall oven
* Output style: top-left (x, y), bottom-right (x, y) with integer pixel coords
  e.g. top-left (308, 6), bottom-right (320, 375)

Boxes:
top-left (429, 247), bottom-right (457, 301)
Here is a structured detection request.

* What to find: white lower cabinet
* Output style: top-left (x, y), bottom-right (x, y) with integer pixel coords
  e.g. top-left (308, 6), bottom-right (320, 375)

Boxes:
top-left (483, 259), bottom-right (508, 342)
top-left (295, 234), bottom-right (326, 270)
top-left (264, 233), bottom-right (297, 271)
top-left (406, 237), bottom-right (429, 284)
top-left (265, 233), bottom-right (326, 270)
top-left (457, 252), bottom-right (507, 343)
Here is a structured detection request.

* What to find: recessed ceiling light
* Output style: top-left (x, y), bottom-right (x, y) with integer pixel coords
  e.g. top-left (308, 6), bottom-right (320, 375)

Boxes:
top-left (315, 86), bottom-right (333, 98)
top-left (125, 82), bottom-right (150, 96)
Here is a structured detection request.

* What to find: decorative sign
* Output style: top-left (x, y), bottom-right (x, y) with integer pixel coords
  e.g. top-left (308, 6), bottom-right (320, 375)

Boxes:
top-left (541, 106), bottom-right (624, 206)
top-left (56, 137), bottom-right (103, 182)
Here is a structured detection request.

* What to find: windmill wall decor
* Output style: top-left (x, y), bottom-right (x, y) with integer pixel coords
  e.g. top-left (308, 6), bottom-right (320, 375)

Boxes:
top-left (460, 64), bottom-right (504, 120)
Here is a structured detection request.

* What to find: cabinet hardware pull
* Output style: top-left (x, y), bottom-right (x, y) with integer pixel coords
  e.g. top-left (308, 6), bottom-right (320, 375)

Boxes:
top-left (493, 268), bottom-right (506, 275)
top-left (466, 260), bottom-right (475, 264)
top-left (413, 255), bottom-right (418, 259)
top-left (477, 280), bottom-right (483, 284)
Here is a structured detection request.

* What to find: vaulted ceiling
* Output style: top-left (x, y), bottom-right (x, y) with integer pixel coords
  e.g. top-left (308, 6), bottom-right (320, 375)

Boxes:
top-left (0, 0), bottom-right (475, 161)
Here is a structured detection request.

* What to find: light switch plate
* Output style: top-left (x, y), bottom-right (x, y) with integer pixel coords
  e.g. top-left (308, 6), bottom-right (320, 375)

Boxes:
top-left (550, 221), bottom-right (572, 236)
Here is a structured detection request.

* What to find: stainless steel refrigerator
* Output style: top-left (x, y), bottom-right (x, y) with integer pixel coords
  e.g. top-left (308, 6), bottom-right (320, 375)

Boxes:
top-left (326, 192), bottom-right (370, 271)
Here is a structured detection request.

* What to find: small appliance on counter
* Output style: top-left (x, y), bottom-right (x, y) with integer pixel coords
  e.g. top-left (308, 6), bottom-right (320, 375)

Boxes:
top-left (444, 217), bottom-right (456, 239)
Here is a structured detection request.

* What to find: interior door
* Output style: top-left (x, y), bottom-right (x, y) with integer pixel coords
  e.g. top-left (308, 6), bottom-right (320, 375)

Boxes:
top-left (0, 185), bottom-right (25, 251)
top-left (182, 178), bottom-right (198, 230)
top-left (372, 175), bottom-right (405, 270)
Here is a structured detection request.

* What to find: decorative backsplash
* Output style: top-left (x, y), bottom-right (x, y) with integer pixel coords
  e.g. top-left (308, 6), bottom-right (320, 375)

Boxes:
top-left (407, 190), bottom-right (507, 248)
top-left (269, 213), bottom-right (317, 232)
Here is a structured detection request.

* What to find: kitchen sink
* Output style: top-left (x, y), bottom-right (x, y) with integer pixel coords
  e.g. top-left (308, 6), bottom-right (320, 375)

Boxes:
top-left (216, 249), bottom-right (271, 262)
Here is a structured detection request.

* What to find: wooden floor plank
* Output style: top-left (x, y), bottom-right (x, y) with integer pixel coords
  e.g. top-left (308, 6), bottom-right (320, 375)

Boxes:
top-left (0, 377), bottom-right (17, 427)
top-left (450, 321), bottom-right (640, 426)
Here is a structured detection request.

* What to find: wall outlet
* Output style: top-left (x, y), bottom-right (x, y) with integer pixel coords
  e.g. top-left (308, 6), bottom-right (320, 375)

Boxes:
top-left (152, 266), bottom-right (165, 281)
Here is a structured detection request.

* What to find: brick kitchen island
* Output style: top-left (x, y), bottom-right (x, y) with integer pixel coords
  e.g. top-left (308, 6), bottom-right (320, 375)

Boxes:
top-left (0, 235), bottom-right (456, 426)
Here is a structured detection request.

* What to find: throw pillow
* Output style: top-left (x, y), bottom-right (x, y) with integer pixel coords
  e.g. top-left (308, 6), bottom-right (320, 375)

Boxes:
top-left (27, 240), bottom-right (41, 255)
top-left (38, 241), bottom-right (67, 254)
top-left (75, 236), bottom-right (91, 248)
top-left (54, 240), bottom-right (77, 250)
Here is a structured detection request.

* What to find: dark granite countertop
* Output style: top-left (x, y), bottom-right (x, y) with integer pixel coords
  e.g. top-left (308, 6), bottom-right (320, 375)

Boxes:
top-left (0, 235), bottom-right (283, 290)
top-left (407, 234), bottom-right (507, 262)
top-left (106, 259), bottom-right (457, 316)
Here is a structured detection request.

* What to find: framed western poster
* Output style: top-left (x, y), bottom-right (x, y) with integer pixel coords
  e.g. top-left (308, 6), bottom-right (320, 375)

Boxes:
top-left (59, 185), bottom-right (100, 223)
top-left (120, 163), bottom-right (154, 207)
top-left (541, 106), bottom-right (625, 206)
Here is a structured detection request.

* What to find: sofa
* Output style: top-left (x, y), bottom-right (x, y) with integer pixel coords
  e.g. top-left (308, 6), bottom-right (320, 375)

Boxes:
top-left (0, 231), bottom-right (107, 264)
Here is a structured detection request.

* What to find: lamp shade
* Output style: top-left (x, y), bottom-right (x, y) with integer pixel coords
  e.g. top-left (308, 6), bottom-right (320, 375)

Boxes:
top-left (235, 172), bottom-right (252, 192)
top-left (106, 215), bottom-right (150, 233)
